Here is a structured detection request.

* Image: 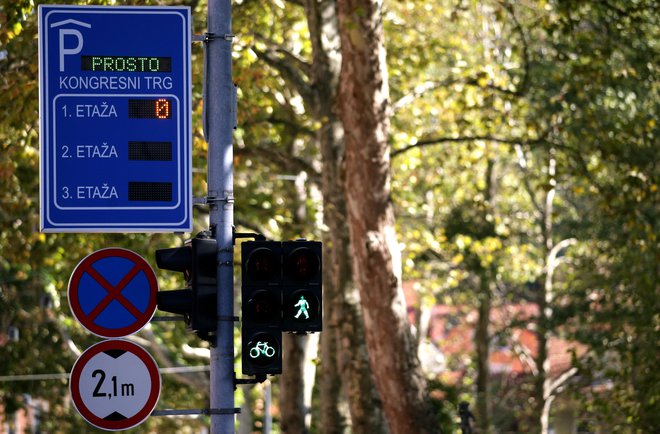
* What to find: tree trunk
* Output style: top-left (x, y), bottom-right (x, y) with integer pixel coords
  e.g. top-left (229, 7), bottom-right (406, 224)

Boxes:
top-left (281, 154), bottom-right (313, 433)
top-left (306, 2), bottom-right (347, 432)
top-left (281, 334), bottom-right (309, 434)
top-left (304, 1), bottom-right (388, 433)
top-left (475, 276), bottom-right (492, 434)
top-left (535, 151), bottom-right (556, 434)
top-left (475, 158), bottom-right (496, 434)
top-left (336, 1), bottom-right (437, 433)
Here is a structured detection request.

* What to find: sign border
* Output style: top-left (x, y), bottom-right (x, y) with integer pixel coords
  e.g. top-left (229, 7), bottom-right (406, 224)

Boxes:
top-left (51, 94), bottom-right (183, 212)
top-left (69, 339), bottom-right (161, 431)
top-left (38, 5), bottom-right (192, 233)
top-left (68, 248), bottom-right (158, 338)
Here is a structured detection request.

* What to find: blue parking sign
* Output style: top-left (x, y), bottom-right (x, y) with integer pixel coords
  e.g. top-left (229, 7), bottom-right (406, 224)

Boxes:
top-left (39, 5), bottom-right (192, 232)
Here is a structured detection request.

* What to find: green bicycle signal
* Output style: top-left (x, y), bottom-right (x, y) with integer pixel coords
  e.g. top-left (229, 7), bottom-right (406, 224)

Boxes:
top-left (249, 340), bottom-right (275, 359)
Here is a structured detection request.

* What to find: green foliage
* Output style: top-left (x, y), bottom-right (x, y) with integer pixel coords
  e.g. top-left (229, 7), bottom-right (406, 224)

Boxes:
top-left (531, 1), bottom-right (658, 429)
top-left (427, 378), bottom-right (461, 432)
top-left (387, 0), bottom-right (658, 431)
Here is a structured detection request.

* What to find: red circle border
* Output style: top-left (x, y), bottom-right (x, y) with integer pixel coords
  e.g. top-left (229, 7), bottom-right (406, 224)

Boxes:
top-left (69, 339), bottom-right (161, 431)
top-left (68, 248), bottom-right (158, 338)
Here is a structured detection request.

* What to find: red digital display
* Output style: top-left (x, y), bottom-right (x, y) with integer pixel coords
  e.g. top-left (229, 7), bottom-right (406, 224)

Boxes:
top-left (128, 98), bottom-right (172, 119)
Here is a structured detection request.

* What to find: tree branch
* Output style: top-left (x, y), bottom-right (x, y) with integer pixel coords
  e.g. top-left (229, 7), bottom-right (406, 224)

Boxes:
top-left (391, 134), bottom-right (544, 158)
top-left (544, 366), bottom-right (578, 400)
top-left (601, 1), bottom-right (660, 19)
top-left (393, 2), bottom-right (530, 113)
top-left (51, 315), bottom-right (82, 358)
top-left (131, 330), bottom-right (208, 390)
top-left (235, 141), bottom-right (321, 182)
top-left (392, 79), bottom-right (461, 112)
top-left (242, 115), bottom-right (315, 137)
top-left (546, 238), bottom-right (577, 277)
top-left (514, 143), bottom-right (545, 219)
top-left (393, 75), bottom-right (523, 113)
top-left (498, 0), bottom-right (531, 96)
top-left (510, 331), bottom-right (539, 376)
top-left (252, 35), bottom-right (315, 109)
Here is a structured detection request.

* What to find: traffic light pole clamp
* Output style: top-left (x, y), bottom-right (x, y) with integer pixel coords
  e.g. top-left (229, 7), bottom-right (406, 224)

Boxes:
top-left (233, 372), bottom-right (267, 388)
top-left (233, 231), bottom-right (267, 243)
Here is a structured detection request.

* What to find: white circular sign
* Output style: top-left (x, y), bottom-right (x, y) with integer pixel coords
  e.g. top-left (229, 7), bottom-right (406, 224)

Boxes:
top-left (70, 340), bottom-right (161, 431)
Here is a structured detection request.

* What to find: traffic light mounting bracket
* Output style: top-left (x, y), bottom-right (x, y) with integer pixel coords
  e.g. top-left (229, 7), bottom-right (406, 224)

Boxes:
top-left (233, 372), bottom-right (267, 389)
top-left (233, 231), bottom-right (266, 244)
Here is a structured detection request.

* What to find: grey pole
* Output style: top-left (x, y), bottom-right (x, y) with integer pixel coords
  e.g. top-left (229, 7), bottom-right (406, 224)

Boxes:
top-left (206, 1), bottom-right (234, 433)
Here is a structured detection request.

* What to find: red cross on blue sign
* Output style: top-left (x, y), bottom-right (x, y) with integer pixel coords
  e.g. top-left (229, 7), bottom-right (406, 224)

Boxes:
top-left (68, 248), bottom-right (158, 338)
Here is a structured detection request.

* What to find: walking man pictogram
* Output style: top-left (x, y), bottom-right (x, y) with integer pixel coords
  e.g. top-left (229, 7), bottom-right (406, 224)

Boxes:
top-left (294, 295), bottom-right (310, 320)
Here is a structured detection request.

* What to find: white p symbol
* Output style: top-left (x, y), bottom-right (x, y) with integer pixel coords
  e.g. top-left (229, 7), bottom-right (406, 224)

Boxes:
top-left (59, 29), bottom-right (83, 72)
top-left (51, 19), bottom-right (91, 72)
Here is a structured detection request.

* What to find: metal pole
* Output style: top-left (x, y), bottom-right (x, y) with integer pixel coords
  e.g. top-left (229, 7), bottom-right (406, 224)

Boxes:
top-left (206, 1), bottom-right (234, 433)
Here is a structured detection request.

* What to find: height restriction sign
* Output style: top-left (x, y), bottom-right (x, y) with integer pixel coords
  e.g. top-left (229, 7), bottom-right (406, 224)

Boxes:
top-left (38, 5), bottom-right (192, 232)
top-left (70, 339), bottom-right (161, 431)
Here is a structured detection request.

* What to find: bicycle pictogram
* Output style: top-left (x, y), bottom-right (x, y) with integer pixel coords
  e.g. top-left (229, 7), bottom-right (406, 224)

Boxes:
top-left (249, 341), bottom-right (275, 359)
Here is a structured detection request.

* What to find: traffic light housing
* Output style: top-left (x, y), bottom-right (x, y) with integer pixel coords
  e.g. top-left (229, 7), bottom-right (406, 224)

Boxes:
top-left (190, 237), bottom-right (218, 334)
top-left (241, 241), bottom-right (282, 375)
top-left (155, 236), bottom-right (218, 340)
top-left (155, 243), bottom-right (192, 318)
top-left (240, 239), bottom-right (322, 375)
top-left (281, 241), bottom-right (322, 333)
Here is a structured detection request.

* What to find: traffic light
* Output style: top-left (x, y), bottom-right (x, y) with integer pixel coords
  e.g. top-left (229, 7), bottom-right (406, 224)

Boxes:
top-left (281, 240), bottom-right (322, 333)
top-left (241, 241), bottom-right (282, 375)
top-left (240, 239), bottom-right (323, 375)
top-left (190, 237), bottom-right (218, 335)
top-left (155, 235), bottom-right (218, 340)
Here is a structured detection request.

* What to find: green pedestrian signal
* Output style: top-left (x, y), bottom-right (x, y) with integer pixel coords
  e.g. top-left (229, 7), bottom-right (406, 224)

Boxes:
top-left (294, 295), bottom-right (310, 320)
top-left (282, 241), bottom-right (322, 333)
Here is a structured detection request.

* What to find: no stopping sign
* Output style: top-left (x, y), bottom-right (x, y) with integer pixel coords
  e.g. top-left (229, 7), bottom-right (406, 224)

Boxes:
top-left (68, 248), bottom-right (158, 338)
